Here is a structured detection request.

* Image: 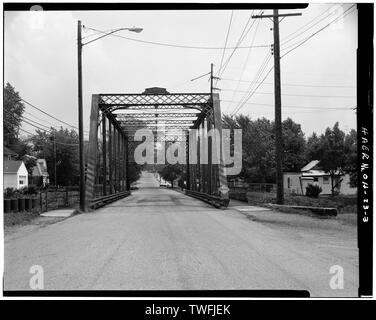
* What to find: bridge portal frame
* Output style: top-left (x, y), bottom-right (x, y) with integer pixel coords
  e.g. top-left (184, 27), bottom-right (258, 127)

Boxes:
top-left (85, 91), bottom-right (229, 211)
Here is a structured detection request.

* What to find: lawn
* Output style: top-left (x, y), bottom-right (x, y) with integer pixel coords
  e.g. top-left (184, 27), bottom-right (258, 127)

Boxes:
top-left (232, 190), bottom-right (357, 213)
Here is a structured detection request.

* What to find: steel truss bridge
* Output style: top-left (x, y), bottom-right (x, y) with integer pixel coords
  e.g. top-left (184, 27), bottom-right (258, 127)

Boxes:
top-left (85, 89), bottom-right (229, 210)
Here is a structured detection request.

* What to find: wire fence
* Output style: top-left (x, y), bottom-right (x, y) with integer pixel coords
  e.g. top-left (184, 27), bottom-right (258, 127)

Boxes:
top-left (4, 187), bottom-right (80, 213)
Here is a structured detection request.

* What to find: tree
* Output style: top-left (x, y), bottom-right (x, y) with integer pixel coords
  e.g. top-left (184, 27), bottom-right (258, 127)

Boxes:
top-left (307, 122), bottom-right (347, 196)
top-left (223, 115), bottom-right (275, 183)
top-left (31, 128), bottom-right (80, 186)
top-left (4, 83), bottom-right (25, 147)
top-left (128, 163), bottom-right (142, 185)
top-left (343, 129), bottom-right (357, 187)
top-left (222, 115), bottom-right (307, 183)
top-left (158, 164), bottom-right (182, 187)
top-left (282, 118), bottom-right (306, 172)
top-left (306, 132), bottom-right (321, 160)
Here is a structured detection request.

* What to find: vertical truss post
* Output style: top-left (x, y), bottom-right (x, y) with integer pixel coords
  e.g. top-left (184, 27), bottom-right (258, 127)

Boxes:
top-left (186, 132), bottom-right (190, 190)
top-left (120, 133), bottom-right (124, 191)
top-left (197, 125), bottom-right (201, 192)
top-left (207, 115), bottom-right (213, 195)
top-left (114, 128), bottom-right (117, 192)
top-left (102, 113), bottom-right (107, 196)
top-left (117, 128), bottom-right (121, 192)
top-left (85, 94), bottom-right (100, 211)
top-left (119, 133), bottom-right (122, 192)
top-left (203, 120), bottom-right (208, 193)
top-left (108, 120), bottom-right (113, 194)
top-left (125, 137), bottom-right (130, 191)
top-left (213, 93), bottom-right (229, 204)
top-left (122, 134), bottom-right (126, 191)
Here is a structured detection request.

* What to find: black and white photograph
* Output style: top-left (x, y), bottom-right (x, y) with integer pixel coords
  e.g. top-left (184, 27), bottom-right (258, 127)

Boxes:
top-left (1, 1), bottom-right (373, 301)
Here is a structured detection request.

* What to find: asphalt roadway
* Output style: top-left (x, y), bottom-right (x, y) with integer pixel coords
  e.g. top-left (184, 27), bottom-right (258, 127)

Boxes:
top-left (4, 172), bottom-right (358, 296)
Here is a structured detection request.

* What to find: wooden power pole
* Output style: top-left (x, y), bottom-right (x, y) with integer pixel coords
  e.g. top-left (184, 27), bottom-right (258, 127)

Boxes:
top-left (252, 10), bottom-right (301, 204)
top-left (77, 20), bottom-right (85, 211)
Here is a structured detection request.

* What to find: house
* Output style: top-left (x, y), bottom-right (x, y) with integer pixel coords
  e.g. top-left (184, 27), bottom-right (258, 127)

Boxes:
top-left (284, 160), bottom-right (357, 195)
top-left (31, 158), bottom-right (50, 187)
top-left (3, 160), bottom-right (28, 190)
top-left (3, 146), bottom-right (18, 161)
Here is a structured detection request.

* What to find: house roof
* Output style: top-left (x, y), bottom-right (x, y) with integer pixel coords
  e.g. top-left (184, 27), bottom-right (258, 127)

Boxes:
top-left (301, 160), bottom-right (320, 172)
top-left (3, 146), bottom-right (18, 156)
top-left (3, 160), bottom-right (24, 173)
top-left (302, 170), bottom-right (329, 177)
top-left (32, 159), bottom-right (49, 176)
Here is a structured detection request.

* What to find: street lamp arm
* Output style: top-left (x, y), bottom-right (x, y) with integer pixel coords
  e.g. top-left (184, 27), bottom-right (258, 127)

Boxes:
top-left (82, 28), bottom-right (126, 46)
top-left (82, 27), bottom-right (143, 46)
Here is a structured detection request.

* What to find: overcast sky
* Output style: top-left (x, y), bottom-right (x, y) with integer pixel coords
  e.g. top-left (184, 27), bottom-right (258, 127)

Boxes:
top-left (4, 3), bottom-right (357, 140)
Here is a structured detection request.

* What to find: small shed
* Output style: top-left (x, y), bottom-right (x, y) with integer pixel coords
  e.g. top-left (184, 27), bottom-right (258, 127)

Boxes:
top-left (3, 160), bottom-right (28, 190)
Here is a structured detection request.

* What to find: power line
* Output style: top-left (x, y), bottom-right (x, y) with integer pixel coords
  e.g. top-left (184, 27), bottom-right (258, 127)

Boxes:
top-left (221, 88), bottom-right (355, 98)
top-left (5, 110), bottom-right (80, 145)
top-left (6, 90), bottom-right (88, 132)
top-left (217, 11), bottom-right (261, 78)
top-left (223, 100), bottom-right (354, 110)
top-left (24, 110), bottom-right (62, 128)
top-left (220, 77), bottom-right (356, 88)
top-left (281, 5), bottom-right (356, 58)
top-left (218, 11), bottom-right (234, 80)
top-left (84, 26), bottom-right (269, 50)
top-left (5, 109), bottom-right (86, 141)
top-left (229, 5), bottom-right (356, 115)
top-left (227, 17), bottom-right (262, 109)
top-left (280, 4), bottom-right (343, 47)
top-left (230, 53), bottom-right (273, 115)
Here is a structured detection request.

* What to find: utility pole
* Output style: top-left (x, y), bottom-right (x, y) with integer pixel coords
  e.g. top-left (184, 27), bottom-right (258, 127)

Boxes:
top-left (252, 10), bottom-right (301, 205)
top-left (77, 20), bottom-right (85, 211)
top-left (210, 63), bottom-right (221, 98)
top-left (49, 134), bottom-right (57, 186)
top-left (210, 63), bottom-right (213, 99)
top-left (76, 22), bottom-right (142, 211)
top-left (54, 134), bottom-right (57, 186)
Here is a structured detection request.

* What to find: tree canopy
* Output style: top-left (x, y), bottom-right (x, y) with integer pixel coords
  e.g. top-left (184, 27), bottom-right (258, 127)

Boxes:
top-left (4, 82), bottom-right (25, 148)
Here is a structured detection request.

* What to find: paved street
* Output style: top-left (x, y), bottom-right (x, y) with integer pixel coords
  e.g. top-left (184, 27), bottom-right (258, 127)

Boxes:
top-left (4, 172), bottom-right (358, 296)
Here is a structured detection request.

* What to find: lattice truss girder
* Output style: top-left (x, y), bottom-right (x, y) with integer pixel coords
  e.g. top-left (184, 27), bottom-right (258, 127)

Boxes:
top-left (99, 93), bottom-right (213, 135)
top-left (99, 93), bottom-right (211, 106)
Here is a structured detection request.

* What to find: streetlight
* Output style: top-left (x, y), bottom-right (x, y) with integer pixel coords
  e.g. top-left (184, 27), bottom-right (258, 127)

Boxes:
top-left (77, 21), bottom-right (143, 212)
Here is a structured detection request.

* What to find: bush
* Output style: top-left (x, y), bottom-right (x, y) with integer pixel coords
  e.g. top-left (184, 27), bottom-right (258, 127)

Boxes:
top-left (305, 184), bottom-right (322, 198)
top-left (4, 187), bottom-right (15, 198)
top-left (23, 185), bottom-right (39, 195)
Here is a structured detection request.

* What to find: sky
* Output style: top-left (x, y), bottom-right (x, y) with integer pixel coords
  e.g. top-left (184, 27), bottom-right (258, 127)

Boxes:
top-left (4, 3), bottom-right (358, 141)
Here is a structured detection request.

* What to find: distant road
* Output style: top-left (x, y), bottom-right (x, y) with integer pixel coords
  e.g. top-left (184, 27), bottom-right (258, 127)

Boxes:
top-left (4, 172), bottom-right (358, 296)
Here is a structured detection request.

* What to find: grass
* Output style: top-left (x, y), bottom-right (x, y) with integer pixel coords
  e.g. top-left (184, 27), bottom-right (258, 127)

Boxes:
top-left (4, 211), bottom-right (40, 227)
top-left (233, 190), bottom-right (357, 214)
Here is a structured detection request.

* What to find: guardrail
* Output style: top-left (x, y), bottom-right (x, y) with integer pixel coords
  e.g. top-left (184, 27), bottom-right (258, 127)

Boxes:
top-left (185, 190), bottom-right (229, 208)
top-left (89, 191), bottom-right (131, 209)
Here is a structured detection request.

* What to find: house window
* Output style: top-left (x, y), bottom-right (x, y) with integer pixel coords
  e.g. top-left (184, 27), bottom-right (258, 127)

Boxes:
top-left (313, 177), bottom-right (318, 182)
top-left (19, 175), bottom-right (26, 186)
top-left (287, 177), bottom-right (291, 188)
top-left (323, 176), bottom-right (329, 184)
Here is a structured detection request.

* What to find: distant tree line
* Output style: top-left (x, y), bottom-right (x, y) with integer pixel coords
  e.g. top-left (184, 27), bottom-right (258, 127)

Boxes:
top-left (222, 115), bottom-right (357, 190)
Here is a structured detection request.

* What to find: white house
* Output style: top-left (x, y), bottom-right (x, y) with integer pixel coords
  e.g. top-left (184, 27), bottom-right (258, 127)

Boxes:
top-left (284, 160), bottom-right (357, 195)
top-left (3, 160), bottom-right (28, 190)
